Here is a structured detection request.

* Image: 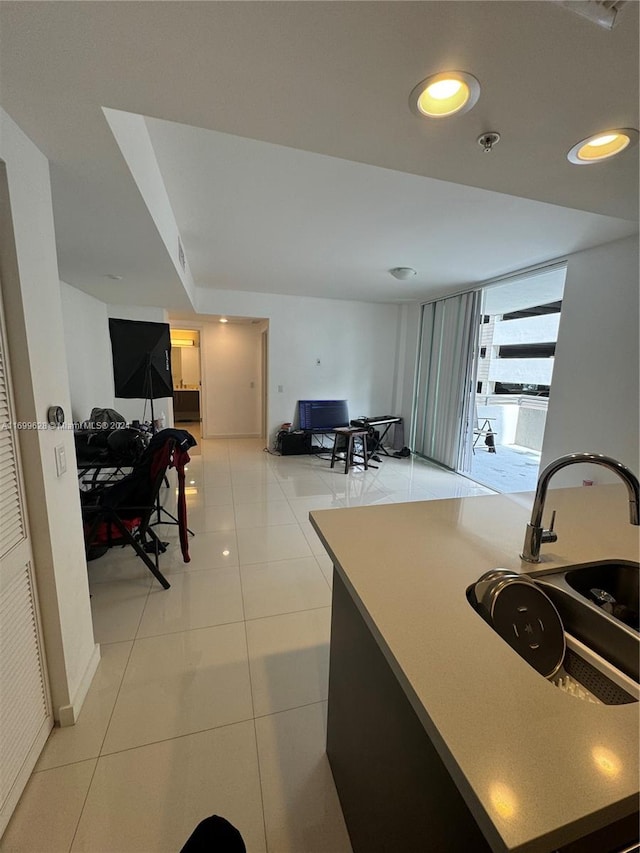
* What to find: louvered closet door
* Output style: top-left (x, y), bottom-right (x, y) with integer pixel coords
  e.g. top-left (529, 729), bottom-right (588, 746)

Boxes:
top-left (0, 276), bottom-right (52, 836)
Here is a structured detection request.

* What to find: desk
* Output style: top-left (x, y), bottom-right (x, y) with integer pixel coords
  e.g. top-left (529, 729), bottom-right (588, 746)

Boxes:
top-left (75, 428), bottom-right (147, 489)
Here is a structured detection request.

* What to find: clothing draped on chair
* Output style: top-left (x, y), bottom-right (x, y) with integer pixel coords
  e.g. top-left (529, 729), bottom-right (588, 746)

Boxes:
top-left (147, 428), bottom-right (196, 562)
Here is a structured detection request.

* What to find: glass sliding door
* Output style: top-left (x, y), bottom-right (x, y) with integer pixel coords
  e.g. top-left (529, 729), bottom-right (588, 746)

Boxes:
top-left (465, 263), bottom-right (567, 492)
top-left (412, 290), bottom-right (481, 470)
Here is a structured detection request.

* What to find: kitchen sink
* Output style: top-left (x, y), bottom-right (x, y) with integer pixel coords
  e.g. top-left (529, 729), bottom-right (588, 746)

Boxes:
top-left (531, 560), bottom-right (639, 683)
top-left (564, 562), bottom-right (638, 629)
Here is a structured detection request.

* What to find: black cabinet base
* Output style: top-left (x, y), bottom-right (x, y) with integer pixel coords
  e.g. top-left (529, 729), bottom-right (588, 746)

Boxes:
top-left (327, 570), bottom-right (491, 853)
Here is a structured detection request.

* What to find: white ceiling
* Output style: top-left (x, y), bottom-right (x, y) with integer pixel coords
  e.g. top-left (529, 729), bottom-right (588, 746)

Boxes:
top-left (0, 1), bottom-right (637, 308)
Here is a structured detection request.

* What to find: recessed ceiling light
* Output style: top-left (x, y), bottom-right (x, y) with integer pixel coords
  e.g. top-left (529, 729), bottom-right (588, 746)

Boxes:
top-left (389, 267), bottom-right (417, 281)
top-left (409, 71), bottom-right (480, 118)
top-left (219, 317), bottom-right (229, 324)
top-left (567, 128), bottom-right (638, 164)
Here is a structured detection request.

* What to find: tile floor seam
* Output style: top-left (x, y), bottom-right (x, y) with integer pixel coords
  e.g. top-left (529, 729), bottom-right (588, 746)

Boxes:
top-left (96, 716), bottom-right (257, 759)
top-left (235, 555), bottom-right (255, 718)
top-left (30, 755), bottom-right (99, 775)
top-left (151, 562), bottom-right (241, 577)
top-left (252, 716), bottom-right (271, 853)
top-left (244, 604), bottom-right (331, 625)
top-left (236, 553), bottom-right (327, 569)
top-left (133, 615), bottom-right (247, 641)
top-left (253, 698), bottom-right (327, 722)
top-left (66, 756), bottom-right (100, 852)
top-left (238, 565), bottom-right (270, 851)
top-left (95, 638), bottom-right (139, 762)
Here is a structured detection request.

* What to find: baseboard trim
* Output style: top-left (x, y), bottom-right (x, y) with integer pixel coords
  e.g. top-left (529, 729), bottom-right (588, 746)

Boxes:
top-left (204, 433), bottom-right (262, 440)
top-left (57, 642), bottom-right (101, 727)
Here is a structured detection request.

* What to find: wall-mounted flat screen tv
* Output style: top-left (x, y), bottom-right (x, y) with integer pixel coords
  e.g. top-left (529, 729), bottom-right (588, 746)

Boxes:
top-left (298, 400), bottom-right (349, 432)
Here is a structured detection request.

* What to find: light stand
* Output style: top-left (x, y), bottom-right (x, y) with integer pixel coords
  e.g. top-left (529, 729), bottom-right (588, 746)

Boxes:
top-left (142, 354), bottom-right (194, 537)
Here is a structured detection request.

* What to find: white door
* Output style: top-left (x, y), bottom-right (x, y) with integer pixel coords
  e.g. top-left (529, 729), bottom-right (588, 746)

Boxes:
top-left (0, 277), bottom-right (52, 835)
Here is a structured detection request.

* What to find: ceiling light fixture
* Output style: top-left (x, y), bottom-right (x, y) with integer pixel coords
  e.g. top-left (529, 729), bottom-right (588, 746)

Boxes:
top-left (567, 128), bottom-right (638, 164)
top-left (171, 338), bottom-right (195, 348)
top-left (105, 274), bottom-right (123, 281)
top-left (219, 317), bottom-right (229, 324)
top-left (389, 267), bottom-right (417, 281)
top-left (410, 71), bottom-right (480, 119)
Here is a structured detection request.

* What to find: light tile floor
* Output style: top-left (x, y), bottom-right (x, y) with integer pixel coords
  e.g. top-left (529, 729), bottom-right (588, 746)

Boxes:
top-left (2, 439), bottom-right (495, 853)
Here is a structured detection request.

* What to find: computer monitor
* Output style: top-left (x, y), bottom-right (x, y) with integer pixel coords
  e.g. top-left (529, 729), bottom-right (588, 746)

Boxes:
top-left (298, 400), bottom-right (349, 432)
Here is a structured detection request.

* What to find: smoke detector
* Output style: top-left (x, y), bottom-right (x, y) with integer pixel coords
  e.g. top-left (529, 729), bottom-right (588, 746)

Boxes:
top-left (558, 1), bottom-right (627, 30)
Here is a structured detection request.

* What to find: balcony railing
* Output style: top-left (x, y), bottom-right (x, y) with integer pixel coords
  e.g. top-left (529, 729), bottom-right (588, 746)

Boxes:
top-left (475, 394), bottom-right (548, 452)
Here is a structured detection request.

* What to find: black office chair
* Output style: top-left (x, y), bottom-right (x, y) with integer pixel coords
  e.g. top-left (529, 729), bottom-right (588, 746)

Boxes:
top-left (81, 434), bottom-right (177, 589)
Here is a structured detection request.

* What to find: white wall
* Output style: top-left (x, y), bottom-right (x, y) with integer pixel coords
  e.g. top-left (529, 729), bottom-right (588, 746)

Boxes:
top-left (59, 282), bottom-right (114, 422)
top-left (57, 289), bottom-right (176, 427)
top-left (202, 323), bottom-right (262, 437)
top-left (180, 347), bottom-right (200, 386)
top-left (193, 288), bottom-right (400, 442)
top-left (0, 108), bottom-right (98, 723)
top-left (394, 304), bottom-right (421, 448)
top-left (541, 235), bottom-right (639, 485)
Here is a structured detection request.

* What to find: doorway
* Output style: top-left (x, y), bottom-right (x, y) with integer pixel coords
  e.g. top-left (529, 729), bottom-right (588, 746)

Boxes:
top-left (463, 264), bottom-right (567, 493)
top-left (170, 316), bottom-right (268, 441)
top-left (170, 328), bottom-right (202, 449)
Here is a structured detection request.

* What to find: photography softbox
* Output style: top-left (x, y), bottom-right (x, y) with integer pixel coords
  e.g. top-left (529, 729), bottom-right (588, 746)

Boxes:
top-left (109, 318), bottom-right (173, 399)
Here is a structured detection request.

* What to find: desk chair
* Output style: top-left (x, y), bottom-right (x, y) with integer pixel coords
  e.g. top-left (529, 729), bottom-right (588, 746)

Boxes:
top-left (331, 427), bottom-right (369, 474)
top-left (81, 435), bottom-right (179, 589)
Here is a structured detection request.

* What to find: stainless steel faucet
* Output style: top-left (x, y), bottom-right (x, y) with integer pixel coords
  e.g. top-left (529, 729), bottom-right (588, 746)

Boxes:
top-left (521, 452), bottom-right (640, 563)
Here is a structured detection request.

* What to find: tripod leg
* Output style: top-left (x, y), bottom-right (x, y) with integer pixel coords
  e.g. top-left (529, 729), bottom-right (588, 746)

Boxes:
top-left (145, 525), bottom-right (168, 553)
top-left (111, 516), bottom-right (170, 589)
top-left (150, 505), bottom-right (195, 536)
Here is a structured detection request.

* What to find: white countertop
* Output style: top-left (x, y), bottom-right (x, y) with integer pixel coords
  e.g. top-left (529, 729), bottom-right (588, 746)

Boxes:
top-left (310, 484), bottom-right (639, 853)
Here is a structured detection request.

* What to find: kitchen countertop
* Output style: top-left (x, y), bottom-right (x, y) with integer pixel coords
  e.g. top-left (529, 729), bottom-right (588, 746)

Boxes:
top-left (310, 484), bottom-right (639, 853)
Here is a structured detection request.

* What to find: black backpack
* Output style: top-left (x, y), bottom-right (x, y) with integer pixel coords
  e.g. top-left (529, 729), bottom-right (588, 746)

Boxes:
top-left (88, 407), bottom-right (127, 430)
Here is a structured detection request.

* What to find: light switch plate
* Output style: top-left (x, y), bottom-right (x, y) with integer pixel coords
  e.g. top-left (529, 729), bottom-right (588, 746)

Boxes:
top-left (55, 444), bottom-right (67, 477)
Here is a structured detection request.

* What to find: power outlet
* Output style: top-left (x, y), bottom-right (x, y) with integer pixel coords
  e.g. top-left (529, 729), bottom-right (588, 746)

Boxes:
top-left (54, 444), bottom-right (67, 477)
